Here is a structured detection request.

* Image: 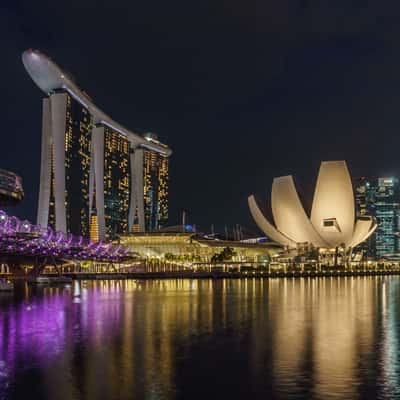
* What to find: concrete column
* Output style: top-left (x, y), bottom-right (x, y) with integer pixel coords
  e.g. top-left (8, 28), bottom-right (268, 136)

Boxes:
top-left (50, 93), bottom-right (68, 233)
top-left (128, 151), bottom-right (136, 231)
top-left (92, 126), bottom-right (106, 240)
top-left (37, 98), bottom-right (52, 227)
top-left (88, 140), bottom-right (95, 218)
top-left (128, 148), bottom-right (145, 232)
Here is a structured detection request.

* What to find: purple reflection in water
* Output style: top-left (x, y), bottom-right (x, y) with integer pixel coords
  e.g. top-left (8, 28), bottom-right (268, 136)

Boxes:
top-left (0, 282), bottom-right (124, 390)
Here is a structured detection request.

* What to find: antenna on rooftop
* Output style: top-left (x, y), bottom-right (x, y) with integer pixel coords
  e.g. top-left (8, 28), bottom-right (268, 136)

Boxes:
top-left (182, 210), bottom-right (186, 233)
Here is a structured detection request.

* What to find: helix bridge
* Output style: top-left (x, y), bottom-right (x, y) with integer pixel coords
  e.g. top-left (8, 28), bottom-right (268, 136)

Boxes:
top-left (0, 209), bottom-right (135, 276)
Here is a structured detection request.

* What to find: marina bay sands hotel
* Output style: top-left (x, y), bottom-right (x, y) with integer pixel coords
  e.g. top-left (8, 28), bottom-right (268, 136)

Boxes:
top-left (22, 49), bottom-right (171, 240)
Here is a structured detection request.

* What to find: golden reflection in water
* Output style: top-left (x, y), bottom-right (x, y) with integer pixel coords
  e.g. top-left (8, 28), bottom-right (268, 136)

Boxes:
top-left (268, 279), bottom-right (309, 392)
top-left (313, 278), bottom-right (370, 398)
top-left (263, 277), bottom-right (379, 399)
top-left (381, 278), bottom-right (400, 398)
top-left (0, 277), bottom-right (393, 400)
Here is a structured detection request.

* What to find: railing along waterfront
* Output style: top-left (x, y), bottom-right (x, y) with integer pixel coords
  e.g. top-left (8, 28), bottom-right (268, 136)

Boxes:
top-left (12, 259), bottom-right (400, 279)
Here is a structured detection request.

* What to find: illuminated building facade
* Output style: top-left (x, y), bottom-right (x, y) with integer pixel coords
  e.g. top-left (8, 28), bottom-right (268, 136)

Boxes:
top-left (372, 177), bottom-right (400, 258)
top-left (37, 90), bottom-right (93, 236)
top-left (355, 177), bottom-right (371, 217)
top-left (90, 213), bottom-right (99, 242)
top-left (354, 177), bottom-right (375, 256)
top-left (119, 232), bottom-right (280, 263)
top-left (93, 125), bottom-right (131, 240)
top-left (64, 94), bottom-right (93, 236)
top-left (0, 169), bottom-right (24, 206)
top-left (143, 133), bottom-right (169, 231)
top-left (354, 177), bottom-right (400, 258)
top-left (23, 49), bottom-right (172, 241)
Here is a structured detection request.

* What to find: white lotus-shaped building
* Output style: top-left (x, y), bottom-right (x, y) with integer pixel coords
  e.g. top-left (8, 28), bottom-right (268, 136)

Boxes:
top-left (248, 161), bottom-right (377, 250)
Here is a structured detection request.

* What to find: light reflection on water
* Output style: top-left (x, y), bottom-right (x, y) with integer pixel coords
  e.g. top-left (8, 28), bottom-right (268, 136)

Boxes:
top-left (0, 277), bottom-right (399, 399)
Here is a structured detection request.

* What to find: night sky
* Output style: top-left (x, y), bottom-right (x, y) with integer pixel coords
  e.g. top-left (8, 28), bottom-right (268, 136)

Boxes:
top-left (1, 1), bottom-right (400, 234)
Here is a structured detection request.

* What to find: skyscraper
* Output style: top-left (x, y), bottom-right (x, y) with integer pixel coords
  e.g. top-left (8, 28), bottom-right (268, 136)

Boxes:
top-left (103, 126), bottom-right (131, 237)
top-left (22, 49), bottom-right (172, 240)
top-left (41, 91), bottom-right (94, 236)
top-left (90, 123), bottom-right (133, 240)
top-left (374, 177), bottom-right (400, 258)
top-left (143, 133), bottom-right (169, 231)
top-left (354, 177), bottom-right (400, 258)
top-left (0, 169), bottom-right (24, 206)
top-left (354, 177), bottom-right (375, 256)
top-left (354, 177), bottom-right (370, 217)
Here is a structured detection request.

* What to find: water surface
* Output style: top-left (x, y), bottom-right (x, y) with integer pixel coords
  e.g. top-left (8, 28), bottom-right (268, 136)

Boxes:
top-left (0, 277), bottom-right (399, 399)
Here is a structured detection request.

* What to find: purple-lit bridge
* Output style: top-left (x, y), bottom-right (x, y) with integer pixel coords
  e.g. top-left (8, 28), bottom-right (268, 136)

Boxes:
top-left (0, 209), bottom-right (135, 277)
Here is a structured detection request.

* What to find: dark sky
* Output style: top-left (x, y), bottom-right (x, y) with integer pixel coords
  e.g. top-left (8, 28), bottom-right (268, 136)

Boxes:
top-left (1, 0), bottom-right (400, 234)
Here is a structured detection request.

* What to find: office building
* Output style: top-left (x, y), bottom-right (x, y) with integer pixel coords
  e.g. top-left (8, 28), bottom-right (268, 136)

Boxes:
top-left (354, 177), bottom-right (370, 217)
top-left (0, 169), bottom-right (24, 206)
top-left (354, 177), bottom-right (375, 256)
top-left (373, 177), bottom-right (400, 258)
top-left (354, 177), bottom-right (400, 258)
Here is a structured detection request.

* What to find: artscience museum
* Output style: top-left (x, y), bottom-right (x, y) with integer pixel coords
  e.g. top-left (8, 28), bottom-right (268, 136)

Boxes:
top-left (248, 161), bottom-right (377, 252)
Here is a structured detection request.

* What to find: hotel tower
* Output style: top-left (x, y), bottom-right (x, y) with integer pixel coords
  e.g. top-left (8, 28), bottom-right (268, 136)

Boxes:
top-left (22, 49), bottom-right (171, 240)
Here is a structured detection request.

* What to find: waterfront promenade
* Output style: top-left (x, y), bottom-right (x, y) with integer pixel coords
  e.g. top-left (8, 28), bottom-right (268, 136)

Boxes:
top-left (17, 268), bottom-right (400, 280)
top-left (2, 255), bottom-right (400, 280)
